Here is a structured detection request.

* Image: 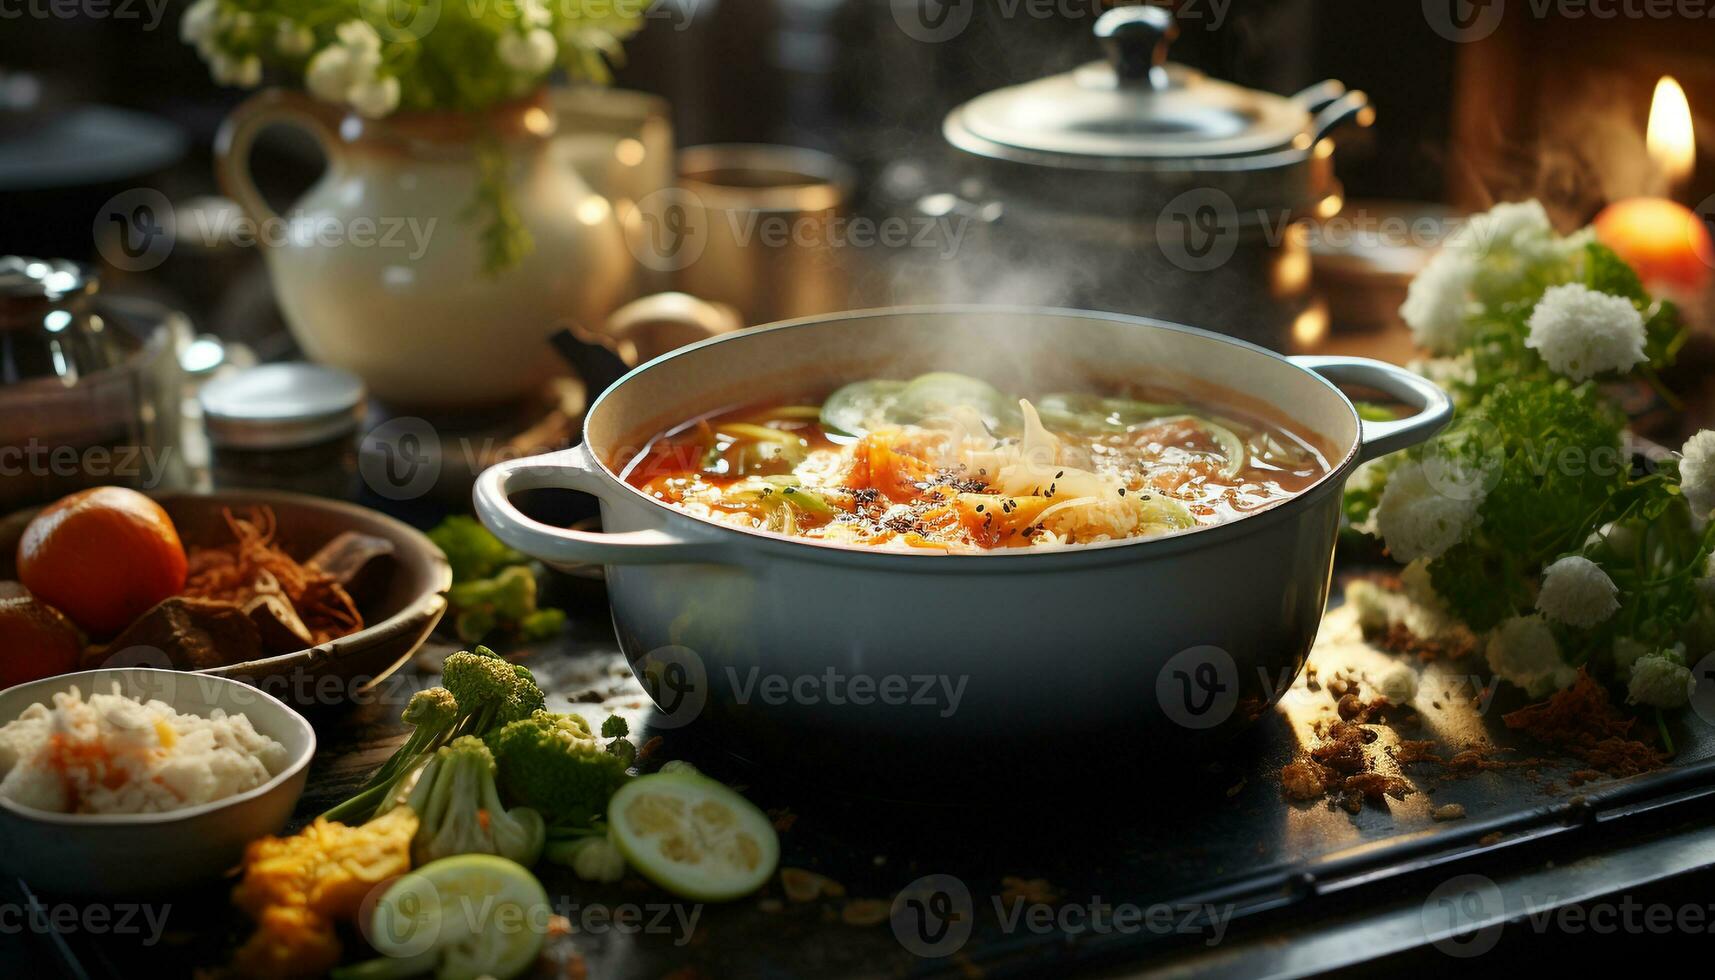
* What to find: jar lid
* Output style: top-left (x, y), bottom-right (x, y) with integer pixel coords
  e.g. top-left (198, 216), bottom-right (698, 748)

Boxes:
top-left (943, 7), bottom-right (1315, 168)
top-left (200, 363), bottom-right (366, 450)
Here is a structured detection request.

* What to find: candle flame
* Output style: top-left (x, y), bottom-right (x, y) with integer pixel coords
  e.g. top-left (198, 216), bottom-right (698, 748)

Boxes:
top-left (1647, 76), bottom-right (1695, 189)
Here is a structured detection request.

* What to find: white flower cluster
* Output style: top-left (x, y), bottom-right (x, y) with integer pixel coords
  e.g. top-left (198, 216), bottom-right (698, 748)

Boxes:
top-left (1399, 200), bottom-right (1597, 356)
top-left (496, 0), bottom-right (559, 85)
top-left (1399, 249), bottom-right (1478, 355)
top-left (1373, 458), bottom-right (1485, 563)
top-left (1534, 555), bottom-right (1619, 628)
top-left (180, 0), bottom-right (261, 88)
top-left (1524, 283), bottom-right (1647, 382)
top-left (1680, 430), bottom-right (1715, 522)
top-left (1627, 649), bottom-right (1694, 708)
top-left (306, 21), bottom-right (400, 119)
top-left (1485, 615), bottom-right (1578, 698)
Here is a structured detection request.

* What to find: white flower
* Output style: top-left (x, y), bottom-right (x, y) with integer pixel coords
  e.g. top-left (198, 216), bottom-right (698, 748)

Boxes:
top-left (1374, 458), bottom-right (1485, 563)
top-left (1486, 615), bottom-right (1578, 698)
top-left (276, 20), bottom-right (315, 58)
top-left (1680, 430), bottom-right (1715, 521)
top-left (1612, 637), bottom-right (1650, 680)
top-left (305, 45), bottom-right (359, 103)
top-left (1524, 283), bottom-right (1647, 382)
top-left (1407, 353), bottom-right (1476, 392)
top-left (1399, 249), bottom-right (1477, 355)
top-left (349, 75), bottom-right (401, 119)
top-left (497, 28), bottom-right (558, 76)
top-left (1697, 553), bottom-right (1715, 604)
top-left (1452, 200), bottom-right (1554, 255)
top-left (211, 54), bottom-right (262, 88)
top-left (1627, 650), bottom-right (1693, 708)
top-left (1535, 555), bottom-right (1619, 628)
top-left (520, 0), bottom-right (553, 28)
top-left (179, 0), bottom-right (218, 46)
top-left (1378, 663), bottom-right (1419, 704)
top-left (335, 19), bottom-right (383, 56)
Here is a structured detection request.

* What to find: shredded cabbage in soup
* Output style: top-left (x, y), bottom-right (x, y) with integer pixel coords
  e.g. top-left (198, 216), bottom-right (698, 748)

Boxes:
top-left (621, 373), bottom-right (1329, 552)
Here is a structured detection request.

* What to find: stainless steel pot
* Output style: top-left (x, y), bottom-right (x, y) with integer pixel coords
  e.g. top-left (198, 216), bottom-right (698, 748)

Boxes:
top-left (474, 308), bottom-right (1447, 782)
top-left (911, 7), bottom-right (1372, 350)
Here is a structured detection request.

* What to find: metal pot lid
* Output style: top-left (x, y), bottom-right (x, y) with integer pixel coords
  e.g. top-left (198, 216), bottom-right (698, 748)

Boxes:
top-left (200, 362), bottom-right (366, 450)
top-left (945, 6), bottom-right (1317, 167)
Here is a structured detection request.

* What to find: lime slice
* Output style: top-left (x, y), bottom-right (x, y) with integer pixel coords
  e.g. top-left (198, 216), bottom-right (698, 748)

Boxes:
top-left (362, 854), bottom-right (549, 980)
top-left (609, 773), bottom-right (780, 901)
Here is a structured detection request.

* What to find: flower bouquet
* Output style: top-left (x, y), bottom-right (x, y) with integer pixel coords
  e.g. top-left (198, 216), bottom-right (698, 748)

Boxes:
top-left (1345, 201), bottom-right (1713, 743)
top-left (181, 0), bottom-right (646, 272)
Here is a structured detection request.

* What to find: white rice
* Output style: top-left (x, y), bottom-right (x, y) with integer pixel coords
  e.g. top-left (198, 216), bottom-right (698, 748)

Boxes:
top-left (0, 684), bottom-right (289, 815)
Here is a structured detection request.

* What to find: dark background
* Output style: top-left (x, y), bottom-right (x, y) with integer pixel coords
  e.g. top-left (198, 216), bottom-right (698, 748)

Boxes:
top-left (0, 0), bottom-right (1456, 262)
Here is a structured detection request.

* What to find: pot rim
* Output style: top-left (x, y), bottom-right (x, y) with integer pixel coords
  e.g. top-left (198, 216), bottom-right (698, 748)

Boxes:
top-left (578, 305), bottom-right (1371, 567)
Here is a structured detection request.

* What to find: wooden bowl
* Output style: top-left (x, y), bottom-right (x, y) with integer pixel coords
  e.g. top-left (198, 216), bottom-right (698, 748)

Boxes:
top-left (3, 491), bottom-right (451, 709)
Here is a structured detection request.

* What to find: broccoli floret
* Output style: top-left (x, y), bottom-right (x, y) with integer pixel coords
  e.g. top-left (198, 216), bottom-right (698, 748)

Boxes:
top-left (485, 711), bottom-right (631, 828)
top-left (543, 833), bottom-right (626, 883)
top-left (443, 648), bottom-right (545, 734)
top-left (600, 715), bottom-right (629, 739)
top-left (428, 515), bottom-right (528, 583)
top-left (321, 650), bottom-right (544, 825)
top-left (390, 737), bottom-right (546, 867)
top-left (447, 565), bottom-right (567, 644)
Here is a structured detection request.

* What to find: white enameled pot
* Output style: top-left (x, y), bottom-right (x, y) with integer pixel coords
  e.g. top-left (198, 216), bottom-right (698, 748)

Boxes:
top-left (474, 308), bottom-right (1449, 778)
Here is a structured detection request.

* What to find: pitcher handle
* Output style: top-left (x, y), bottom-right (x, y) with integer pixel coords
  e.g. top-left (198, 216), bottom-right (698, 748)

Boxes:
top-left (214, 89), bottom-right (343, 234)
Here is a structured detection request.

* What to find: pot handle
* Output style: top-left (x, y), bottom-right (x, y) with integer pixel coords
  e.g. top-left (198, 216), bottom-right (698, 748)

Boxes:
top-left (1308, 89), bottom-right (1374, 146)
top-left (473, 445), bottom-right (729, 566)
top-left (1290, 355), bottom-right (1453, 463)
top-left (215, 89), bottom-right (342, 234)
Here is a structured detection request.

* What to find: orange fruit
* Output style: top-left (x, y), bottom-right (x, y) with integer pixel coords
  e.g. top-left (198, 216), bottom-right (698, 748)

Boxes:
top-left (17, 487), bottom-right (188, 636)
top-left (0, 582), bottom-right (84, 688)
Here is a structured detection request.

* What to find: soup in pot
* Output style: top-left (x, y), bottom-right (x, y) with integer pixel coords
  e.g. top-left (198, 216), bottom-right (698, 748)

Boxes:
top-left (621, 373), bottom-right (1330, 552)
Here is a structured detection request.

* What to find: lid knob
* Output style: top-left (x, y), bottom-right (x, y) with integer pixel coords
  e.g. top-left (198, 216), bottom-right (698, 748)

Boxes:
top-left (1094, 5), bottom-right (1177, 90)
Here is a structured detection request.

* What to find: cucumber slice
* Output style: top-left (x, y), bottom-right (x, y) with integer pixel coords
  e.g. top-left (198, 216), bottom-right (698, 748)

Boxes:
top-left (609, 773), bottom-right (779, 902)
top-left (359, 854), bottom-right (549, 980)
top-left (820, 379), bottom-right (906, 437)
top-left (1036, 393), bottom-right (1187, 433)
top-left (893, 372), bottom-right (1021, 433)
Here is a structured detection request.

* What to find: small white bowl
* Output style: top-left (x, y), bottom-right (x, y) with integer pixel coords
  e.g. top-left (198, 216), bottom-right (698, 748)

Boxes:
top-left (0, 668), bottom-right (315, 897)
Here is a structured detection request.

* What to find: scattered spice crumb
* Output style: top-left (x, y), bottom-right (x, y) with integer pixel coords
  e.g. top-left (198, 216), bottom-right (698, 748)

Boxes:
top-left (768, 807), bottom-right (798, 833)
top-left (1478, 831), bottom-right (1503, 846)
top-left (757, 898), bottom-right (783, 913)
top-left (1225, 777), bottom-right (1247, 798)
top-left (1502, 670), bottom-right (1664, 777)
top-left (1432, 803), bottom-right (1466, 821)
top-left (998, 876), bottom-right (1060, 908)
top-left (841, 900), bottom-right (890, 927)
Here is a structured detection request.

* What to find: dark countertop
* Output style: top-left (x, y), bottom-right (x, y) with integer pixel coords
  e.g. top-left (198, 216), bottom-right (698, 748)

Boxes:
top-left (6, 572), bottom-right (1715, 979)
